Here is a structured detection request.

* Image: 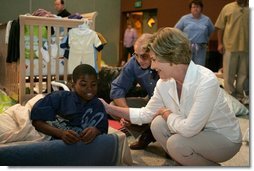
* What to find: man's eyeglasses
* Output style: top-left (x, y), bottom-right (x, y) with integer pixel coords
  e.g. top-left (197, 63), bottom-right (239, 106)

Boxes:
top-left (132, 52), bottom-right (150, 60)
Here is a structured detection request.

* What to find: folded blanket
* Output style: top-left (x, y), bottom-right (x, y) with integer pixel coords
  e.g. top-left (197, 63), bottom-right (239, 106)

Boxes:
top-left (0, 94), bottom-right (50, 144)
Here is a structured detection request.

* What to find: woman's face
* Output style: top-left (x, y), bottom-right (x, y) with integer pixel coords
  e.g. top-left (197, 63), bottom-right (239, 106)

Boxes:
top-left (73, 74), bottom-right (98, 102)
top-left (149, 51), bottom-right (175, 80)
top-left (190, 4), bottom-right (202, 18)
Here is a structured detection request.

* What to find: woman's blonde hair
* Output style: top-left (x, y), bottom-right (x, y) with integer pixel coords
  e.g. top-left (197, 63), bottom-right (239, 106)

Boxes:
top-left (148, 27), bottom-right (192, 65)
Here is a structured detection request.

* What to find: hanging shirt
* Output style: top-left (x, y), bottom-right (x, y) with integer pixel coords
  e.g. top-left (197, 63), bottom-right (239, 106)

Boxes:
top-left (6, 19), bottom-right (20, 63)
top-left (68, 27), bottom-right (102, 73)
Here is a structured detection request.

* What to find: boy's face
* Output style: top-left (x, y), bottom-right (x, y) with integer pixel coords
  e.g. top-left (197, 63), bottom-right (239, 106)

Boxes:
top-left (73, 74), bottom-right (98, 102)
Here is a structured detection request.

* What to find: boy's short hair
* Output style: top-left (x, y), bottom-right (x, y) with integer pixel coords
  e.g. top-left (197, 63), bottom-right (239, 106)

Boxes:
top-left (72, 64), bottom-right (97, 83)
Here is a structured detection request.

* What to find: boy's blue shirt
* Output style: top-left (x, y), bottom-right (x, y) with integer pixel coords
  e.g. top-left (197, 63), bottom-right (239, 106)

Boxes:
top-left (31, 91), bottom-right (108, 134)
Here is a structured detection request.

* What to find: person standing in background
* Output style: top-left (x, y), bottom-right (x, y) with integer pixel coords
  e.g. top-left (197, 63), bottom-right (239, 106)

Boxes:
top-left (175, 0), bottom-right (214, 66)
top-left (215, 0), bottom-right (249, 104)
top-left (121, 21), bottom-right (138, 66)
top-left (54, 0), bottom-right (71, 18)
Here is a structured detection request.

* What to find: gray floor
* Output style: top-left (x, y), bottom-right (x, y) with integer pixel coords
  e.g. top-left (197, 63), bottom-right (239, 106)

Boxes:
top-left (128, 115), bottom-right (250, 167)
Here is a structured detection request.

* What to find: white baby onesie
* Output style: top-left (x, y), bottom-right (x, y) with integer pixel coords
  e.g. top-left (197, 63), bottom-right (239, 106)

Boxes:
top-left (68, 27), bottom-right (102, 73)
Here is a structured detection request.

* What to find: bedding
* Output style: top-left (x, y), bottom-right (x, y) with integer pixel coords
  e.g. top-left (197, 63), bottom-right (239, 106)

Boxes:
top-left (25, 57), bottom-right (65, 76)
top-left (0, 94), bottom-right (49, 144)
top-left (0, 135), bottom-right (119, 166)
top-left (217, 77), bottom-right (249, 116)
top-left (0, 130), bottom-right (132, 166)
top-left (224, 89), bottom-right (249, 116)
top-left (24, 25), bottom-right (67, 76)
top-left (24, 25), bottom-right (48, 59)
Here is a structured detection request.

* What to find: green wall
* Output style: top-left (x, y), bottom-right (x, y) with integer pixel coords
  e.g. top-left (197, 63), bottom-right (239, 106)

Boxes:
top-left (0, 0), bottom-right (120, 66)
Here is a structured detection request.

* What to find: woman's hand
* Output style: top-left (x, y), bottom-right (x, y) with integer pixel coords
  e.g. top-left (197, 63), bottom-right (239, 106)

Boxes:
top-left (99, 98), bottom-right (109, 113)
top-left (61, 130), bottom-right (80, 144)
top-left (120, 118), bottom-right (131, 127)
top-left (80, 127), bottom-right (101, 144)
top-left (154, 108), bottom-right (172, 121)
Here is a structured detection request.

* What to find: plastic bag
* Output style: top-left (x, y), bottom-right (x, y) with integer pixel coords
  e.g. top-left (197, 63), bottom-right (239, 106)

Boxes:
top-left (0, 90), bottom-right (16, 114)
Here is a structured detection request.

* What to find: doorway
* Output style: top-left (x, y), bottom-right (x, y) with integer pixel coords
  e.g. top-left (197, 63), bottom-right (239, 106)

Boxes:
top-left (119, 9), bottom-right (157, 66)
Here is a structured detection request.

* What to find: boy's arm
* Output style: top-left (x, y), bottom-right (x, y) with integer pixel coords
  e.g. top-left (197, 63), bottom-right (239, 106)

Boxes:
top-left (32, 120), bottom-right (80, 144)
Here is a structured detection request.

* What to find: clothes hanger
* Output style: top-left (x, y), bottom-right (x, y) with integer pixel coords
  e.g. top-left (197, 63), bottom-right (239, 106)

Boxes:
top-left (78, 18), bottom-right (89, 30)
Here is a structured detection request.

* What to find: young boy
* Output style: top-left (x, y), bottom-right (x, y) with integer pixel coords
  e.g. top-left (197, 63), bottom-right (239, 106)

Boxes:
top-left (31, 64), bottom-right (108, 144)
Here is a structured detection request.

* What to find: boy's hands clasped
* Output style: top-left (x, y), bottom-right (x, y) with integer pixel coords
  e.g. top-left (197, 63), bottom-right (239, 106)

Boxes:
top-left (61, 130), bottom-right (80, 144)
top-left (80, 127), bottom-right (101, 144)
top-left (61, 127), bottom-right (100, 144)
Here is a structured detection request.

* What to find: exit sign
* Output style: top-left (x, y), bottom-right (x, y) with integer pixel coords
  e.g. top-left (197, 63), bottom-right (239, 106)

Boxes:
top-left (134, 0), bottom-right (142, 8)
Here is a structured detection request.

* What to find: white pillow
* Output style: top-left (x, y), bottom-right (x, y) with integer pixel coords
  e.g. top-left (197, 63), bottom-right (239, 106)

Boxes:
top-left (223, 89), bottom-right (249, 116)
top-left (24, 94), bottom-right (45, 110)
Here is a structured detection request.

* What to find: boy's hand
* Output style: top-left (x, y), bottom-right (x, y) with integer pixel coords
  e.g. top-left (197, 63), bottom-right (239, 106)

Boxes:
top-left (80, 127), bottom-right (101, 144)
top-left (61, 130), bottom-right (80, 144)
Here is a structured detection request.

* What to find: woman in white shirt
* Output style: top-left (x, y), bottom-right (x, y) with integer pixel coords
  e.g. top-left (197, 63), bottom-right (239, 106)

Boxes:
top-left (100, 27), bottom-right (242, 166)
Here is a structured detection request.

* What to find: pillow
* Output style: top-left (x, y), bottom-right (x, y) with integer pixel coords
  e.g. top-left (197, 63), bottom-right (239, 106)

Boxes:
top-left (0, 104), bottom-right (50, 143)
top-left (24, 94), bottom-right (45, 110)
top-left (223, 89), bottom-right (249, 116)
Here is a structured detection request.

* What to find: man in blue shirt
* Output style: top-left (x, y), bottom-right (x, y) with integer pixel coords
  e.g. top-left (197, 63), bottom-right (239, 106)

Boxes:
top-left (110, 33), bottom-right (159, 150)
